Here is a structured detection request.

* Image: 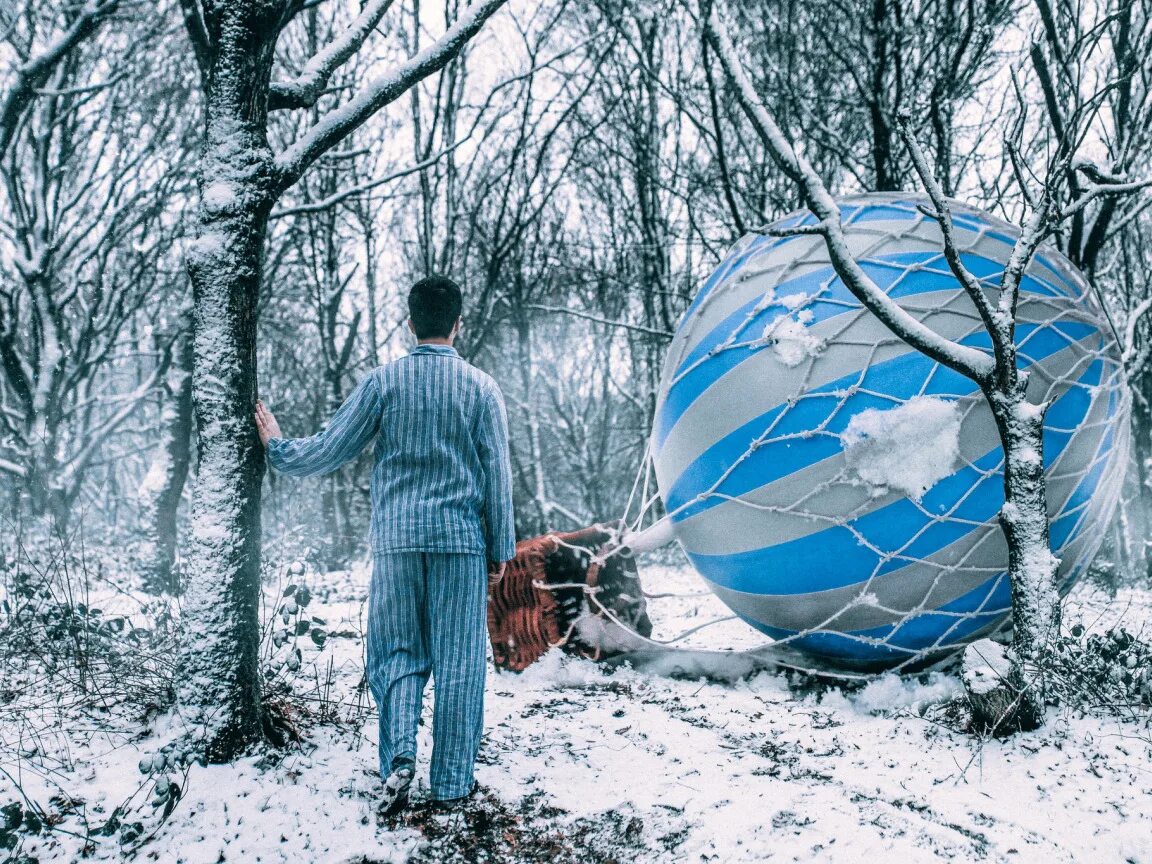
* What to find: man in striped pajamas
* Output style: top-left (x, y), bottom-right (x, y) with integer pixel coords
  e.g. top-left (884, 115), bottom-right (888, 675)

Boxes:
top-left (254, 276), bottom-right (516, 816)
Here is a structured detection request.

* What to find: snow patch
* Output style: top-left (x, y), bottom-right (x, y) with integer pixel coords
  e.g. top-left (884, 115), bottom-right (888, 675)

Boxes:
top-left (201, 181), bottom-right (237, 212)
top-left (136, 457), bottom-right (168, 500)
top-left (850, 672), bottom-right (964, 714)
top-left (962, 638), bottom-right (1014, 695)
top-left (184, 232), bottom-right (226, 263)
top-left (842, 396), bottom-right (962, 501)
top-left (7, 564), bottom-right (1152, 863)
top-left (762, 309), bottom-right (823, 367)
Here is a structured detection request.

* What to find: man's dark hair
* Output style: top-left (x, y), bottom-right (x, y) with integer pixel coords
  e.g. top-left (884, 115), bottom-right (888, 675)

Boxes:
top-left (408, 276), bottom-right (463, 339)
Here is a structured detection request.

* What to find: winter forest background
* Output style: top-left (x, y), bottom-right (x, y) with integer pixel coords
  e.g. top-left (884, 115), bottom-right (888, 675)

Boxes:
top-left (8, 0), bottom-right (1152, 587)
top-left (3, 0), bottom-right (1152, 861)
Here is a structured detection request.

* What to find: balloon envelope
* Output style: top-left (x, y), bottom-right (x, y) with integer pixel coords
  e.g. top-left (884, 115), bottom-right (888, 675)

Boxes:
top-left (652, 193), bottom-right (1129, 671)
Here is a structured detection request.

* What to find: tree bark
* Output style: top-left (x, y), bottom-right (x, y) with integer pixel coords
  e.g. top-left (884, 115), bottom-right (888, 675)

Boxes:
top-left (986, 386), bottom-right (1057, 730)
top-left (178, 0), bottom-right (281, 762)
top-left (141, 328), bottom-right (195, 595)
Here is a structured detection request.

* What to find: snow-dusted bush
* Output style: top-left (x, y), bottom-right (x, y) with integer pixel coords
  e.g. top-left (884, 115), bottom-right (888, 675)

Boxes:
top-left (0, 541), bottom-right (178, 714)
top-left (0, 529), bottom-right (187, 853)
top-left (1052, 625), bottom-right (1152, 718)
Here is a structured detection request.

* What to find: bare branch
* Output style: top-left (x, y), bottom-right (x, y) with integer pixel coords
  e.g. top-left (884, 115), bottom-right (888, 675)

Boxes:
top-left (1122, 294), bottom-right (1152, 370)
top-left (526, 304), bottom-right (673, 339)
top-left (269, 137), bottom-right (469, 219)
top-left (896, 116), bottom-right (1006, 354)
top-left (1059, 175), bottom-right (1152, 221)
top-left (178, 0), bottom-right (211, 83)
top-left (273, 0), bottom-right (508, 191)
top-left (268, 0), bottom-right (397, 111)
top-left (0, 0), bottom-right (120, 155)
top-left (701, 2), bottom-right (996, 385)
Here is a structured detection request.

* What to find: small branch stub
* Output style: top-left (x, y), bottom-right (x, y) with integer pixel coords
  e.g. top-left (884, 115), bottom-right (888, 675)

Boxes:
top-left (962, 638), bottom-right (1043, 735)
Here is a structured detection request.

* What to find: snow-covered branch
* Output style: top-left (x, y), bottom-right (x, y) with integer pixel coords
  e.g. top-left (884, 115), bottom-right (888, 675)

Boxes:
top-left (268, 0), bottom-right (397, 111)
top-left (702, 5), bottom-right (996, 385)
top-left (269, 138), bottom-right (468, 219)
top-left (1059, 172), bottom-right (1152, 222)
top-left (0, 0), bottom-right (120, 154)
top-left (0, 457), bottom-right (27, 478)
top-left (273, 0), bottom-right (508, 189)
top-left (1122, 295), bottom-right (1152, 371)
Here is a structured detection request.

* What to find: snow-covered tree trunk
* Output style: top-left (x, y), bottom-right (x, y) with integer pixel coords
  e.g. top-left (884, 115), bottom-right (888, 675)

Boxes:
top-left (139, 329), bottom-right (195, 595)
top-left (982, 389), bottom-right (1058, 730)
top-left (179, 0), bottom-right (281, 760)
top-left (177, 0), bottom-right (508, 759)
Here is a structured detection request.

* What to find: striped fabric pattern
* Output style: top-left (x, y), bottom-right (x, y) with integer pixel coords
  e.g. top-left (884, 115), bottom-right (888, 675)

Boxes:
top-left (266, 343), bottom-right (517, 563)
top-left (367, 550), bottom-right (488, 799)
top-left (652, 193), bottom-right (1129, 670)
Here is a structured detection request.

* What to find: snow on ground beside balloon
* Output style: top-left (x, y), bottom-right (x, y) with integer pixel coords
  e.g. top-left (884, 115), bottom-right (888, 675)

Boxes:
top-left (5, 560), bottom-right (1152, 863)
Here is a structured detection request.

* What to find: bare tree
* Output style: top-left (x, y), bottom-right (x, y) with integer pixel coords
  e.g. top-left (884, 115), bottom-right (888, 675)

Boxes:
top-left (1024, 0), bottom-right (1152, 579)
top-left (702, 0), bottom-right (1150, 730)
top-left (0, 1), bottom-right (186, 526)
top-left (137, 317), bottom-right (196, 595)
top-left (176, 0), bottom-right (508, 759)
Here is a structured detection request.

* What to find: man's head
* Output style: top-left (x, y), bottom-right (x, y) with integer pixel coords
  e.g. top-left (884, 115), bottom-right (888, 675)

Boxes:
top-left (407, 276), bottom-right (463, 342)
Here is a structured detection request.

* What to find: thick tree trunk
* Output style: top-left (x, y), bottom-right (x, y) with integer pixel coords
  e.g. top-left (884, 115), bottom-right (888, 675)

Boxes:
top-left (983, 386), bottom-right (1060, 732)
top-left (140, 330), bottom-right (194, 594)
top-left (178, 0), bottom-right (280, 762)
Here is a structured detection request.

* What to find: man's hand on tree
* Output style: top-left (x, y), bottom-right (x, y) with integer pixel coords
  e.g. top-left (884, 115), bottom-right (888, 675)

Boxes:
top-left (254, 399), bottom-right (282, 446)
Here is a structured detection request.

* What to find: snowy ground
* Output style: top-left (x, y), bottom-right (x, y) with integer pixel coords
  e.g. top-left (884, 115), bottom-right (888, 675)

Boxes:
top-left (4, 559), bottom-right (1152, 863)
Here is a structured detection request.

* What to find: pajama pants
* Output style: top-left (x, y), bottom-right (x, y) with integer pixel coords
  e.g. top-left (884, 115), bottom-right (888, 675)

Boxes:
top-left (365, 550), bottom-right (489, 800)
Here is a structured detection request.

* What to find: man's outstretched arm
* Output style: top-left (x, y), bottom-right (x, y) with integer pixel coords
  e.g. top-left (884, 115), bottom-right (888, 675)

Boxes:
top-left (477, 386), bottom-right (516, 571)
top-left (256, 372), bottom-right (381, 477)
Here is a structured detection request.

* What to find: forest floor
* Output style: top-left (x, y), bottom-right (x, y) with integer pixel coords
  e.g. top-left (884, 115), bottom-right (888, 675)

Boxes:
top-left (3, 559), bottom-right (1151, 864)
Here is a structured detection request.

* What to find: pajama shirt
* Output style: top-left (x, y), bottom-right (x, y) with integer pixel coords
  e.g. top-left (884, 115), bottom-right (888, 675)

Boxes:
top-left (266, 343), bottom-right (516, 798)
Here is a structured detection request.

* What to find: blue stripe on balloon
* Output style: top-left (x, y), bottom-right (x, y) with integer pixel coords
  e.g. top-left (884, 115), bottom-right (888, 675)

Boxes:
top-left (657, 253), bottom-right (1073, 449)
top-left (742, 422), bottom-right (1115, 665)
top-left (1051, 431), bottom-right (1113, 550)
top-left (737, 572), bottom-right (1012, 663)
top-left (685, 358), bottom-right (1103, 596)
top-left (666, 321), bottom-right (1098, 521)
top-left (673, 250), bottom-right (1063, 383)
top-left (1047, 385), bottom-right (1119, 593)
top-left (736, 593), bottom-right (1009, 664)
top-left (788, 200), bottom-right (1018, 247)
top-left (1032, 256), bottom-right (1083, 299)
top-left (816, 201), bottom-right (1081, 299)
top-left (734, 377), bottom-right (1118, 665)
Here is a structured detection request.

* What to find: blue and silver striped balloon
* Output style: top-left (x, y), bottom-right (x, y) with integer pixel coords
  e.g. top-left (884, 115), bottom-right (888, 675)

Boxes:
top-left (652, 193), bottom-right (1129, 671)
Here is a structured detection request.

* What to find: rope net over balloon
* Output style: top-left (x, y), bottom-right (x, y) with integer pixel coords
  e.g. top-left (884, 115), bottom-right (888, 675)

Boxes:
top-left (539, 194), bottom-right (1129, 680)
